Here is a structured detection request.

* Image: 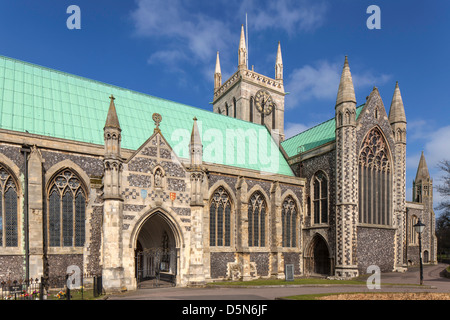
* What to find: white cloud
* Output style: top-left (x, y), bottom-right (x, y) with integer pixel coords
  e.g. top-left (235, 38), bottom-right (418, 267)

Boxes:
top-left (240, 0), bottom-right (328, 34)
top-left (147, 50), bottom-right (188, 68)
top-left (424, 125), bottom-right (450, 169)
top-left (131, 0), bottom-right (233, 64)
top-left (285, 59), bottom-right (391, 110)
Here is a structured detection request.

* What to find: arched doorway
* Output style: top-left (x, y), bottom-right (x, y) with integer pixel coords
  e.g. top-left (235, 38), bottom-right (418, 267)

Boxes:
top-left (305, 235), bottom-right (331, 276)
top-left (134, 211), bottom-right (179, 288)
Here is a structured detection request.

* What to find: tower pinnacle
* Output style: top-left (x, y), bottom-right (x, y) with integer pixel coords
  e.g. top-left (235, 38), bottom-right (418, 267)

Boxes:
top-left (238, 24), bottom-right (247, 70)
top-left (275, 41), bottom-right (283, 82)
top-left (214, 51), bottom-right (222, 90)
top-left (336, 56), bottom-right (356, 107)
top-left (389, 82), bottom-right (406, 125)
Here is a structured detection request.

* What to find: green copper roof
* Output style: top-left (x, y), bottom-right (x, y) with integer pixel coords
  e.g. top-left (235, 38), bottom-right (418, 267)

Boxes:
top-left (0, 55), bottom-right (293, 176)
top-left (281, 105), bottom-right (364, 158)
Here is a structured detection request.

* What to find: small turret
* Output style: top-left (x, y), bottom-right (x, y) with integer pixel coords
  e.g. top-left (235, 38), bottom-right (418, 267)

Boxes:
top-left (389, 82), bottom-right (407, 144)
top-left (104, 95), bottom-right (121, 159)
top-left (335, 56), bottom-right (356, 128)
top-left (336, 56), bottom-right (356, 108)
top-left (189, 117), bottom-right (203, 167)
top-left (103, 94), bottom-right (122, 200)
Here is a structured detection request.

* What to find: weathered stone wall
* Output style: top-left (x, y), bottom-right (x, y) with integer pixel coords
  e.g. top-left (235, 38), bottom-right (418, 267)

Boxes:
top-left (283, 252), bottom-right (300, 275)
top-left (0, 256), bottom-right (24, 280)
top-left (300, 150), bottom-right (336, 260)
top-left (357, 226), bottom-right (395, 273)
top-left (250, 252), bottom-right (269, 276)
top-left (210, 252), bottom-right (235, 279)
top-left (47, 254), bottom-right (84, 279)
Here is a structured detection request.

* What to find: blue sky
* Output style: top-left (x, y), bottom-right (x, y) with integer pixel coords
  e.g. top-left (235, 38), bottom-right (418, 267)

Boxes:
top-left (0, 0), bottom-right (449, 212)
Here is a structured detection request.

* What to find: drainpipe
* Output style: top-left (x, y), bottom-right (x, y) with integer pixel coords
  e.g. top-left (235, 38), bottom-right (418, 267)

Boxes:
top-left (21, 145), bottom-right (31, 286)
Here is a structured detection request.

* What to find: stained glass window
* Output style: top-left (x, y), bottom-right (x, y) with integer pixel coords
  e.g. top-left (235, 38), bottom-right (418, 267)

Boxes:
top-left (248, 192), bottom-right (267, 247)
top-left (282, 196), bottom-right (297, 247)
top-left (48, 170), bottom-right (86, 247)
top-left (0, 165), bottom-right (18, 247)
top-left (312, 171), bottom-right (328, 224)
top-left (358, 127), bottom-right (391, 226)
top-left (209, 187), bottom-right (231, 247)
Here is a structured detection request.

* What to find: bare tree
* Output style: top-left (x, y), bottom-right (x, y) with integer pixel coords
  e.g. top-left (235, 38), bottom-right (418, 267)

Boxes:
top-left (436, 160), bottom-right (450, 258)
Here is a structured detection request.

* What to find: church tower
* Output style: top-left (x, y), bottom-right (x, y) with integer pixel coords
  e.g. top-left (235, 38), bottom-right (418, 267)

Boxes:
top-left (413, 152), bottom-right (433, 206)
top-left (334, 56), bottom-right (359, 278)
top-left (212, 25), bottom-right (285, 141)
top-left (389, 82), bottom-right (408, 271)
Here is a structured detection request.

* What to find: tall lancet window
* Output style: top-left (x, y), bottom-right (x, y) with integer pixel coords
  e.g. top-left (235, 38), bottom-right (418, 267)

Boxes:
top-left (48, 170), bottom-right (86, 247)
top-left (282, 196), bottom-right (298, 247)
top-left (358, 128), bottom-right (392, 226)
top-left (248, 192), bottom-right (266, 247)
top-left (209, 187), bottom-right (231, 247)
top-left (312, 171), bottom-right (328, 225)
top-left (0, 164), bottom-right (18, 247)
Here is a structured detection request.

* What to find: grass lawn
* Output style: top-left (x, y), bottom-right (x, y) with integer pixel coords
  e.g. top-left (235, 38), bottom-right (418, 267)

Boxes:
top-left (282, 292), bottom-right (450, 300)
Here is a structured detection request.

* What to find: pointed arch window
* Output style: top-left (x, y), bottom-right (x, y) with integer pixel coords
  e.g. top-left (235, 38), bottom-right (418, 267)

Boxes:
top-left (209, 187), bottom-right (231, 247)
top-left (233, 98), bottom-right (237, 118)
top-left (409, 215), bottom-right (418, 245)
top-left (0, 165), bottom-right (18, 247)
top-left (248, 192), bottom-right (267, 247)
top-left (312, 171), bottom-right (328, 225)
top-left (48, 170), bottom-right (86, 247)
top-left (282, 196), bottom-right (297, 247)
top-left (358, 127), bottom-right (391, 226)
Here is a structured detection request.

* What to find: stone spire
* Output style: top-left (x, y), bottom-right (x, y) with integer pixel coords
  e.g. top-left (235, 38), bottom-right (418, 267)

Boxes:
top-left (415, 151), bottom-right (430, 182)
top-left (238, 24), bottom-right (247, 70)
top-left (214, 51), bottom-right (222, 90)
top-left (336, 56), bottom-right (356, 107)
top-left (104, 95), bottom-right (121, 159)
top-left (105, 95), bottom-right (121, 130)
top-left (275, 41), bottom-right (283, 82)
top-left (189, 117), bottom-right (203, 167)
top-left (388, 82), bottom-right (406, 125)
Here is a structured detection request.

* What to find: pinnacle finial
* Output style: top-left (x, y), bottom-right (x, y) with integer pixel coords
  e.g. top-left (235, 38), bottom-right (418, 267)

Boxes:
top-left (215, 51), bottom-right (221, 74)
top-left (238, 24), bottom-right (247, 69)
top-left (389, 81), bottom-right (406, 124)
top-left (105, 94), bottom-right (120, 129)
top-left (275, 41), bottom-right (283, 81)
top-left (336, 56), bottom-right (356, 107)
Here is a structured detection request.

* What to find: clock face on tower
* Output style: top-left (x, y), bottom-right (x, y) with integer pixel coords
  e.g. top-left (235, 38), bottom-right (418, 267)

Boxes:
top-left (255, 89), bottom-right (274, 115)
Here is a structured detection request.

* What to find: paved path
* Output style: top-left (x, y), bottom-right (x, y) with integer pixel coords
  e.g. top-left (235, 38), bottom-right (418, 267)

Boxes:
top-left (105, 263), bottom-right (450, 300)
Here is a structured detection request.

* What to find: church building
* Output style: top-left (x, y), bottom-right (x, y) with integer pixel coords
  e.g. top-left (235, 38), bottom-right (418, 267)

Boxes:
top-left (0, 26), bottom-right (437, 292)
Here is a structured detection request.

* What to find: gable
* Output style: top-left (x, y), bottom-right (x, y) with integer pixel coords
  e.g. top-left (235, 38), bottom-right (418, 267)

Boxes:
top-left (0, 55), bottom-right (294, 177)
top-left (355, 88), bottom-right (396, 157)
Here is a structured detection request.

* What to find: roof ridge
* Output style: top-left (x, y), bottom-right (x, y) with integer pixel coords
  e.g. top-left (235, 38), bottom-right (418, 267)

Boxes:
top-left (0, 54), bottom-right (268, 129)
